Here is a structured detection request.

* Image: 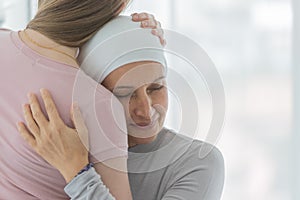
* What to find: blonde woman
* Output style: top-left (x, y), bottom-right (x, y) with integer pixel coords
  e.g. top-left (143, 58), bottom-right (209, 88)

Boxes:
top-left (18, 16), bottom-right (224, 200)
top-left (0, 0), bottom-right (164, 199)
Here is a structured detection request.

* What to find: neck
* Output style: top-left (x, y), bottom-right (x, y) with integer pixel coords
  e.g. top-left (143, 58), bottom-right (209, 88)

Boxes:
top-left (19, 29), bottom-right (79, 68)
top-left (128, 135), bottom-right (158, 148)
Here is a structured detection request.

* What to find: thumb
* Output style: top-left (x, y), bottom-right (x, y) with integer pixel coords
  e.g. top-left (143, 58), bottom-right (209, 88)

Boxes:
top-left (70, 103), bottom-right (90, 151)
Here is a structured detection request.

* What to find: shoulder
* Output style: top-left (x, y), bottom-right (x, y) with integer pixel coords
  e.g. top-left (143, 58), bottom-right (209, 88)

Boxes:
top-left (0, 30), bottom-right (18, 59)
top-left (0, 28), bottom-right (11, 31)
top-left (0, 28), bottom-right (12, 36)
top-left (163, 128), bottom-right (224, 169)
top-left (191, 139), bottom-right (224, 166)
top-left (0, 29), bottom-right (18, 51)
top-left (161, 129), bottom-right (225, 199)
top-left (0, 29), bottom-right (12, 41)
top-left (0, 28), bottom-right (12, 33)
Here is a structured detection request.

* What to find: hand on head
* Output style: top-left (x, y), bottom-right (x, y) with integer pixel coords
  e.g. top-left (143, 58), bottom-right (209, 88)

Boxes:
top-left (131, 12), bottom-right (166, 46)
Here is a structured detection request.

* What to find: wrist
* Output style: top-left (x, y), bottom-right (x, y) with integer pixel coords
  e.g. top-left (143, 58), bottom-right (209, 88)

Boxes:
top-left (76, 163), bottom-right (94, 177)
top-left (61, 159), bottom-right (90, 183)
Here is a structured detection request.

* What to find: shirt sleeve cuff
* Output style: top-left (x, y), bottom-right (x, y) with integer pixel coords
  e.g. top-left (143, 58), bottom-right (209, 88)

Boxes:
top-left (64, 167), bottom-right (115, 200)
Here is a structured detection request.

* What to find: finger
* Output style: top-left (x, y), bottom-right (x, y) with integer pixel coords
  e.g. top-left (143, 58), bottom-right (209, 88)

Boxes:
top-left (71, 103), bottom-right (89, 151)
top-left (40, 89), bottom-right (64, 126)
top-left (28, 92), bottom-right (48, 127)
top-left (151, 29), bottom-right (166, 46)
top-left (132, 12), bottom-right (154, 21)
top-left (131, 13), bottom-right (139, 21)
top-left (156, 21), bottom-right (162, 29)
top-left (131, 12), bottom-right (138, 18)
top-left (140, 19), bottom-right (158, 29)
top-left (17, 122), bottom-right (37, 148)
top-left (151, 28), bottom-right (164, 38)
top-left (22, 104), bottom-right (40, 137)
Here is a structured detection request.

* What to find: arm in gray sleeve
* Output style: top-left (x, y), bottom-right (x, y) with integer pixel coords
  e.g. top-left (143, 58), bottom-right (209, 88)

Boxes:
top-left (162, 146), bottom-right (225, 200)
top-left (64, 167), bottom-right (115, 200)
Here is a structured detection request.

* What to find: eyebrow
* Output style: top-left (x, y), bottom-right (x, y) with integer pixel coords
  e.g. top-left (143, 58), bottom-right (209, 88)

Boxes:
top-left (153, 76), bottom-right (166, 82)
top-left (113, 76), bottom-right (166, 91)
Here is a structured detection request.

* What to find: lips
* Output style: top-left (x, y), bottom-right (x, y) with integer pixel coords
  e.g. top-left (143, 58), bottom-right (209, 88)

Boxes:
top-left (135, 121), bottom-right (151, 126)
top-left (130, 112), bottom-right (160, 130)
top-left (131, 121), bottom-right (155, 130)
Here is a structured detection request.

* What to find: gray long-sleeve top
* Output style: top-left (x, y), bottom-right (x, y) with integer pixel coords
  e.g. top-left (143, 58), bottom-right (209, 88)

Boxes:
top-left (65, 128), bottom-right (225, 200)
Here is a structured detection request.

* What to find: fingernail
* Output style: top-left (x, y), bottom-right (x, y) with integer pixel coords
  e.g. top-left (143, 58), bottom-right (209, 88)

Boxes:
top-left (132, 15), bottom-right (138, 20)
top-left (142, 21), bottom-right (148, 26)
top-left (152, 29), bottom-right (158, 34)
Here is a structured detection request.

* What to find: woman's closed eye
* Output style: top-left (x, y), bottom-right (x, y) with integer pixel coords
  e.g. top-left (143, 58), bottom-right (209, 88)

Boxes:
top-left (112, 86), bottom-right (134, 98)
top-left (113, 90), bottom-right (132, 98)
top-left (113, 83), bottom-right (165, 98)
top-left (147, 84), bottom-right (164, 94)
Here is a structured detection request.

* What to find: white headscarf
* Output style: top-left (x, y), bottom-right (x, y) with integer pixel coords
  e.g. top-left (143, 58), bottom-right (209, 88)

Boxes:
top-left (78, 15), bottom-right (167, 83)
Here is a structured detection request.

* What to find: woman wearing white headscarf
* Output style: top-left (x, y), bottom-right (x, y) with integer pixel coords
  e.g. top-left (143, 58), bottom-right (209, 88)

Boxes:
top-left (18, 16), bottom-right (224, 200)
top-left (0, 0), bottom-right (164, 198)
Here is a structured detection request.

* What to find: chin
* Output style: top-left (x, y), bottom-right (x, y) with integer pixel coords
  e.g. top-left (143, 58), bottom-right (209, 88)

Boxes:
top-left (128, 135), bottom-right (157, 146)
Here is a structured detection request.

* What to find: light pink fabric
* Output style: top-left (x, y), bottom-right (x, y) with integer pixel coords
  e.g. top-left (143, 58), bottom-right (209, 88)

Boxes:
top-left (0, 30), bottom-right (128, 199)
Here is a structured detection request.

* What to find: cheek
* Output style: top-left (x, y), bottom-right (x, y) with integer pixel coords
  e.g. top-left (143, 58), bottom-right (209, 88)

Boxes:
top-left (123, 90), bottom-right (169, 117)
top-left (117, 98), bottom-right (131, 117)
top-left (121, 98), bottom-right (139, 120)
top-left (152, 89), bottom-right (168, 110)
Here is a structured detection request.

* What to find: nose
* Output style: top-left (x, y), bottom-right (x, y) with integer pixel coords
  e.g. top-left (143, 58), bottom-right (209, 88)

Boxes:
top-left (131, 91), bottom-right (152, 124)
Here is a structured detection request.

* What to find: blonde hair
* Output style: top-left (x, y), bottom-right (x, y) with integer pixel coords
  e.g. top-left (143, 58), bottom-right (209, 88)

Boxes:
top-left (27, 0), bottom-right (128, 47)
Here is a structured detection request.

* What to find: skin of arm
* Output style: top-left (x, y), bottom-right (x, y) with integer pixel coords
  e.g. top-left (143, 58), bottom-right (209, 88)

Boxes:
top-left (94, 159), bottom-right (132, 200)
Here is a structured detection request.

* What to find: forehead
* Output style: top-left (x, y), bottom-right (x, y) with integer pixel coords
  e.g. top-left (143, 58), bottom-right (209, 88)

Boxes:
top-left (107, 61), bottom-right (165, 87)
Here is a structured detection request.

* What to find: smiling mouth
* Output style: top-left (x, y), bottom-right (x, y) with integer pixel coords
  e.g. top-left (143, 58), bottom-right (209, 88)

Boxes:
top-left (136, 122), bottom-right (151, 126)
top-left (130, 114), bottom-right (160, 130)
top-left (130, 120), bottom-right (155, 129)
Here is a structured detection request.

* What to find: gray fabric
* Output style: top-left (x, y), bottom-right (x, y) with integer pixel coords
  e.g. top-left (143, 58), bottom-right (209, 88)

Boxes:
top-left (128, 128), bottom-right (224, 200)
top-left (64, 128), bottom-right (224, 200)
top-left (64, 167), bottom-right (115, 200)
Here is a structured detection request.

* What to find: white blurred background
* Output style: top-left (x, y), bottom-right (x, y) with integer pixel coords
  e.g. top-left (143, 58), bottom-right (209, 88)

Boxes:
top-left (0, 0), bottom-right (298, 199)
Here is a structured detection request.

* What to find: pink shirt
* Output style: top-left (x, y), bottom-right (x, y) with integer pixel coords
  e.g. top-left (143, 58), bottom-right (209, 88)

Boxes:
top-left (0, 30), bottom-right (128, 199)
